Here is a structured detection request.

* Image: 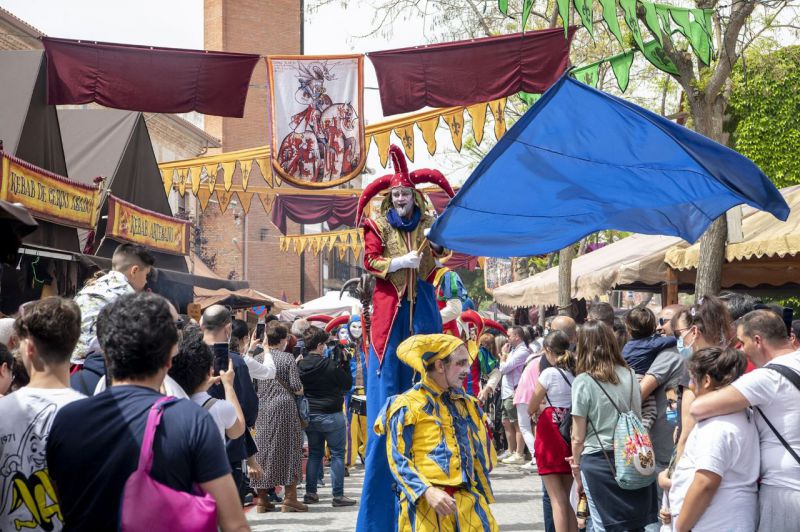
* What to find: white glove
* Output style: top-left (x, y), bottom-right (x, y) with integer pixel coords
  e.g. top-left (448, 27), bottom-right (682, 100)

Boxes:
top-left (388, 250), bottom-right (421, 272)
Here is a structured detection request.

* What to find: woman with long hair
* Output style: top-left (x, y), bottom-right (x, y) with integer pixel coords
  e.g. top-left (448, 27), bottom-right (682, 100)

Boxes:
top-left (527, 330), bottom-right (577, 531)
top-left (670, 295), bottom-right (734, 460)
top-left (568, 321), bottom-right (658, 531)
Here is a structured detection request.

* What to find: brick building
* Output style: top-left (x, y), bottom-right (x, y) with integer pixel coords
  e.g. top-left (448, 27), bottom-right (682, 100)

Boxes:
top-left (201, 0), bottom-right (325, 303)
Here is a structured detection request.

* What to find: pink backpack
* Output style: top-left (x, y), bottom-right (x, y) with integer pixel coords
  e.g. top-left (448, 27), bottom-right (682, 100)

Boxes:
top-left (120, 396), bottom-right (217, 531)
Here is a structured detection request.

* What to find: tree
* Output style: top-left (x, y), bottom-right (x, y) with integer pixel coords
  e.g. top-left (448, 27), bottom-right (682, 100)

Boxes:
top-left (728, 44), bottom-right (800, 188)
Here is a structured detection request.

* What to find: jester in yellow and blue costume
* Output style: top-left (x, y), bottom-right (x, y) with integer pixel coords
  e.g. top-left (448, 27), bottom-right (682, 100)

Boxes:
top-left (375, 334), bottom-right (498, 532)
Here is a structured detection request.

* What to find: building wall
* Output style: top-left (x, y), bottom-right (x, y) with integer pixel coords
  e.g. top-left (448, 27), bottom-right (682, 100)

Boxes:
top-left (203, 0), bottom-right (322, 302)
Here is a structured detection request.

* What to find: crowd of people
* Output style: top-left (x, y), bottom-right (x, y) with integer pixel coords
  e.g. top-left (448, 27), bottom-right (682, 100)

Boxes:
top-left (0, 241), bottom-right (798, 532)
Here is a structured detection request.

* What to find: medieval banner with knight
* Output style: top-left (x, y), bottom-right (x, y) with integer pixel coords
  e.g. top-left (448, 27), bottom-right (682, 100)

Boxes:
top-left (354, 144), bottom-right (456, 532)
top-left (267, 55), bottom-right (366, 187)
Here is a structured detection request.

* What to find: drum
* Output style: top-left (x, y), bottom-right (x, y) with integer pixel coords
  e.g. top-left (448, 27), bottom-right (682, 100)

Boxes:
top-left (349, 394), bottom-right (367, 416)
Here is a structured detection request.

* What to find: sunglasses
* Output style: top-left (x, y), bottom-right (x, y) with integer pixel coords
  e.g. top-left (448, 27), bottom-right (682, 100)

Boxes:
top-left (658, 317), bottom-right (671, 326)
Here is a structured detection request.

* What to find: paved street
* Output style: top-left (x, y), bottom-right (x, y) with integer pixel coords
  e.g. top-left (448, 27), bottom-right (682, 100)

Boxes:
top-left (247, 462), bottom-right (545, 531)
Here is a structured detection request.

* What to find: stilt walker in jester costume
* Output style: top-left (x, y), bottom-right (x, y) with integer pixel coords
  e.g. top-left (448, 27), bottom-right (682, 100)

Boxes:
top-left (355, 145), bottom-right (455, 532)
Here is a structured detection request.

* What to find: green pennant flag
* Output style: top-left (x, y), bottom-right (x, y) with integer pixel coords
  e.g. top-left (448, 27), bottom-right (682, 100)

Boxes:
top-left (669, 7), bottom-right (711, 65)
top-left (641, 40), bottom-right (679, 75)
top-left (598, 0), bottom-right (624, 45)
top-left (609, 51), bottom-right (635, 92)
top-left (522, 0), bottom-right (534, 29)
top-left (558, 0), bottom-right (571, 37)
top-left (498, 0), bottom-right (509, 15)
top-left (641, 1), bottom-right (663, 45)
top-left (620, 0), bottom-right (645, 51)
top-left (518, 92), bottom-right (541, 107)
top-left (573, 63), bottom-right (601, 87)
top-left (573, 0), bottom-right (595, 37)
top-left (656, 5), bottom-right (672, 34)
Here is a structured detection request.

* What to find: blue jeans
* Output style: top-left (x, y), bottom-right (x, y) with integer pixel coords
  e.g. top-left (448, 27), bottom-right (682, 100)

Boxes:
top-left (305, 412), bottom-right (347, 497)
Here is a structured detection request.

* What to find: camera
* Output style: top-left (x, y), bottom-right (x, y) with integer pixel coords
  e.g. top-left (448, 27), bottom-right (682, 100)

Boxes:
top-left (327, 339), bottom-right (352, 366)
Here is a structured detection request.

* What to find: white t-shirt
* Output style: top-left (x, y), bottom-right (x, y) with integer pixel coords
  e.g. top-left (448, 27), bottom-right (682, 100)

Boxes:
top-left (191, 391), bottom-right (237, 442)
top-left (0, 387), bottom-right (85, 531)
top-left (731, 351), bottom-right (800, 490)
top-left (668, 410), bottom-right (759, 532)
top-left (538, 367), bottom-right (574, 408)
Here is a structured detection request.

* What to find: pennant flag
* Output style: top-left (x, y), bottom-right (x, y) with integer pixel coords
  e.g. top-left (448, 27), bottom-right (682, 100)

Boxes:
top-left (467, 104), bottom-right (487, 145)
top-left (429, 74), bottom-right (789, 258)
top-left (641, 1), bottom-right (663, 45)
top-left (609, 51), bottom-right (635, 92)
top-left (642, 39), bottom-right (679, 75)
top-left (418, 116), bottom-right (439, 155)
top-left (161, 169), bottom-right (173, 199)
top-left (443, 110), bottom-right (465, 151)
top-left (258, 192), bottom-right (275, 214)
top-left (394, 124), bottom-right (415, 162)
top-left (598, 0), bottom-right (624, 45)
top-left (197, 188), bottom-right (212, 211)
top-left (489, 99), bottom-right (507, 139)
top-left (620, 0), bottom-right (646, 51)
top-left (238, 191), bottom-right (255, 214)
top-left (573, 63), bottom-right (601, 87)
top-left (190, 167), bottom-right (201, 195)
top-left (573, 0), bottom-right (595, 36)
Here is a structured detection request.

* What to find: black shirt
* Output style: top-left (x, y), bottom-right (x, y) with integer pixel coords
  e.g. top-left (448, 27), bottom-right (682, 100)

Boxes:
top-left (298, 352), bottom-right (352, 414)
top-left (46, 385), bottom-right (230, 531)
top-left (207, 348), bottom-right (258, 462)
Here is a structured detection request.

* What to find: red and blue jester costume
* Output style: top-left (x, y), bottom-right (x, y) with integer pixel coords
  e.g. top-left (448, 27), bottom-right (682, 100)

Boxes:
top-left (356, 145), bottom-right (457, 532)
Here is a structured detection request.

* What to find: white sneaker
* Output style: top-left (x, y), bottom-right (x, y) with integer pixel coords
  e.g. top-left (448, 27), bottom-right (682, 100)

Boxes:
top-left (502, 453), bottom-right (526, 465)
top-left (496, 450), bottom-right (512, 461)
top-left (519, 461), bottom-right (538, 472)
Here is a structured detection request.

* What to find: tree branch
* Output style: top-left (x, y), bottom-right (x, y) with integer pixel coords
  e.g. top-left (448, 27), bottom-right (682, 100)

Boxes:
top-left (463, 0), bottom-right (494, 36)
top-left (706, 0), bottom-right (757, 98)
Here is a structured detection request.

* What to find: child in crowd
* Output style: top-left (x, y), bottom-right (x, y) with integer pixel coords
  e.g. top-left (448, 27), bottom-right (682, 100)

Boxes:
top-left (169, 329), bottom-right (246, 442)
top-left (622, 307), bottom-right (677, 429)
top-left (661, 347), bottom-right (759, 532)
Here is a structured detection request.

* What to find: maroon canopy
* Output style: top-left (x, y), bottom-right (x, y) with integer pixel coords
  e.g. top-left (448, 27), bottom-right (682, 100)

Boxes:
top-left (368, 27), bottom-right (576, 116)
top-left (42, 37), bottom-right (260, 117)
top-left (270, 194), bottom-right (358, 235)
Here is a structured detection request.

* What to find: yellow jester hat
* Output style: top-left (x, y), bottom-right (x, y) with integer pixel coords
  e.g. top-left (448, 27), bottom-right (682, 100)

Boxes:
top-left (396, 334), bottom-right (467, 374)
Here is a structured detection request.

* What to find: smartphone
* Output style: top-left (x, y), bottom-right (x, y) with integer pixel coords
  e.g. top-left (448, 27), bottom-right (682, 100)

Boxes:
top-left (212, 343), bottom-right (229, 376)
top-left (256, 322), bottom-right (266, 340)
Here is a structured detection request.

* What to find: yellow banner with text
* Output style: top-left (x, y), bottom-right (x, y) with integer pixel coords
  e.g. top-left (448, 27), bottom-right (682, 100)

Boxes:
top-left (107, 195), bottom-right (190, 255)
top-left (0, 153), bottom-right (102, 229)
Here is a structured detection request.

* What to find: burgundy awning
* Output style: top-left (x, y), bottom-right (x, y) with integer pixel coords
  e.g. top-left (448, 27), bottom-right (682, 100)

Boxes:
top-left (368, 27), bottom-right (576, 116)
top-left (42, 37), bottom-right (260, 117)
top-left (270, 195), bottom-right (359, 235)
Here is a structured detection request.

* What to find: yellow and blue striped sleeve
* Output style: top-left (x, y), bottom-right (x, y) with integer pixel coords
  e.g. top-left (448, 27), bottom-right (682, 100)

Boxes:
top-left (386, 405), bottom-right (431, 503)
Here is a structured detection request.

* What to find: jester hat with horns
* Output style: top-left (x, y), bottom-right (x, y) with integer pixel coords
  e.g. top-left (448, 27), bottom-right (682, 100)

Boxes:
top-left (356, 145), bottom-right (455, 225)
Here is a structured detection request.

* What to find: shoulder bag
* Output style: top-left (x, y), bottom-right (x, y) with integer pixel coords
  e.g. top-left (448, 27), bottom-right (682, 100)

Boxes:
top-left (120, 396), bottom-right (217, 531)
top-left (543, 368), bottom-right (573, 445)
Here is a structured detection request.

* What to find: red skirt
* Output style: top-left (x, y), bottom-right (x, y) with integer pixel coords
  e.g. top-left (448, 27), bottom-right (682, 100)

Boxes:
top-left (534, 406), bottom-right (571, 475)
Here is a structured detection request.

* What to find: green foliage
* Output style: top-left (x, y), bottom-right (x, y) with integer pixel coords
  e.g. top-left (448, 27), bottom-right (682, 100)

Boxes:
top-left (458, 269), bottom-right (491, 308)
top-left (728, 46), bottom-right (800, 188)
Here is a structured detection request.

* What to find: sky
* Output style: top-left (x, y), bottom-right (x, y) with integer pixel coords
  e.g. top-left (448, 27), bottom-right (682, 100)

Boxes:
top-left (0, 0), bottom-right (474, 181)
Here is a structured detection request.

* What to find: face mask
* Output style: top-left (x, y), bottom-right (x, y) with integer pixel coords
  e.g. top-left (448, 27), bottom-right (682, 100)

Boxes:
top-left (676, 333), bottom-right (693, 359)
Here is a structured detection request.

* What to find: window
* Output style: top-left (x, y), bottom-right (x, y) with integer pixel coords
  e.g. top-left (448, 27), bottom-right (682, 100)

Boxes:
top-left (259, 228), bottom-right (269, 241)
